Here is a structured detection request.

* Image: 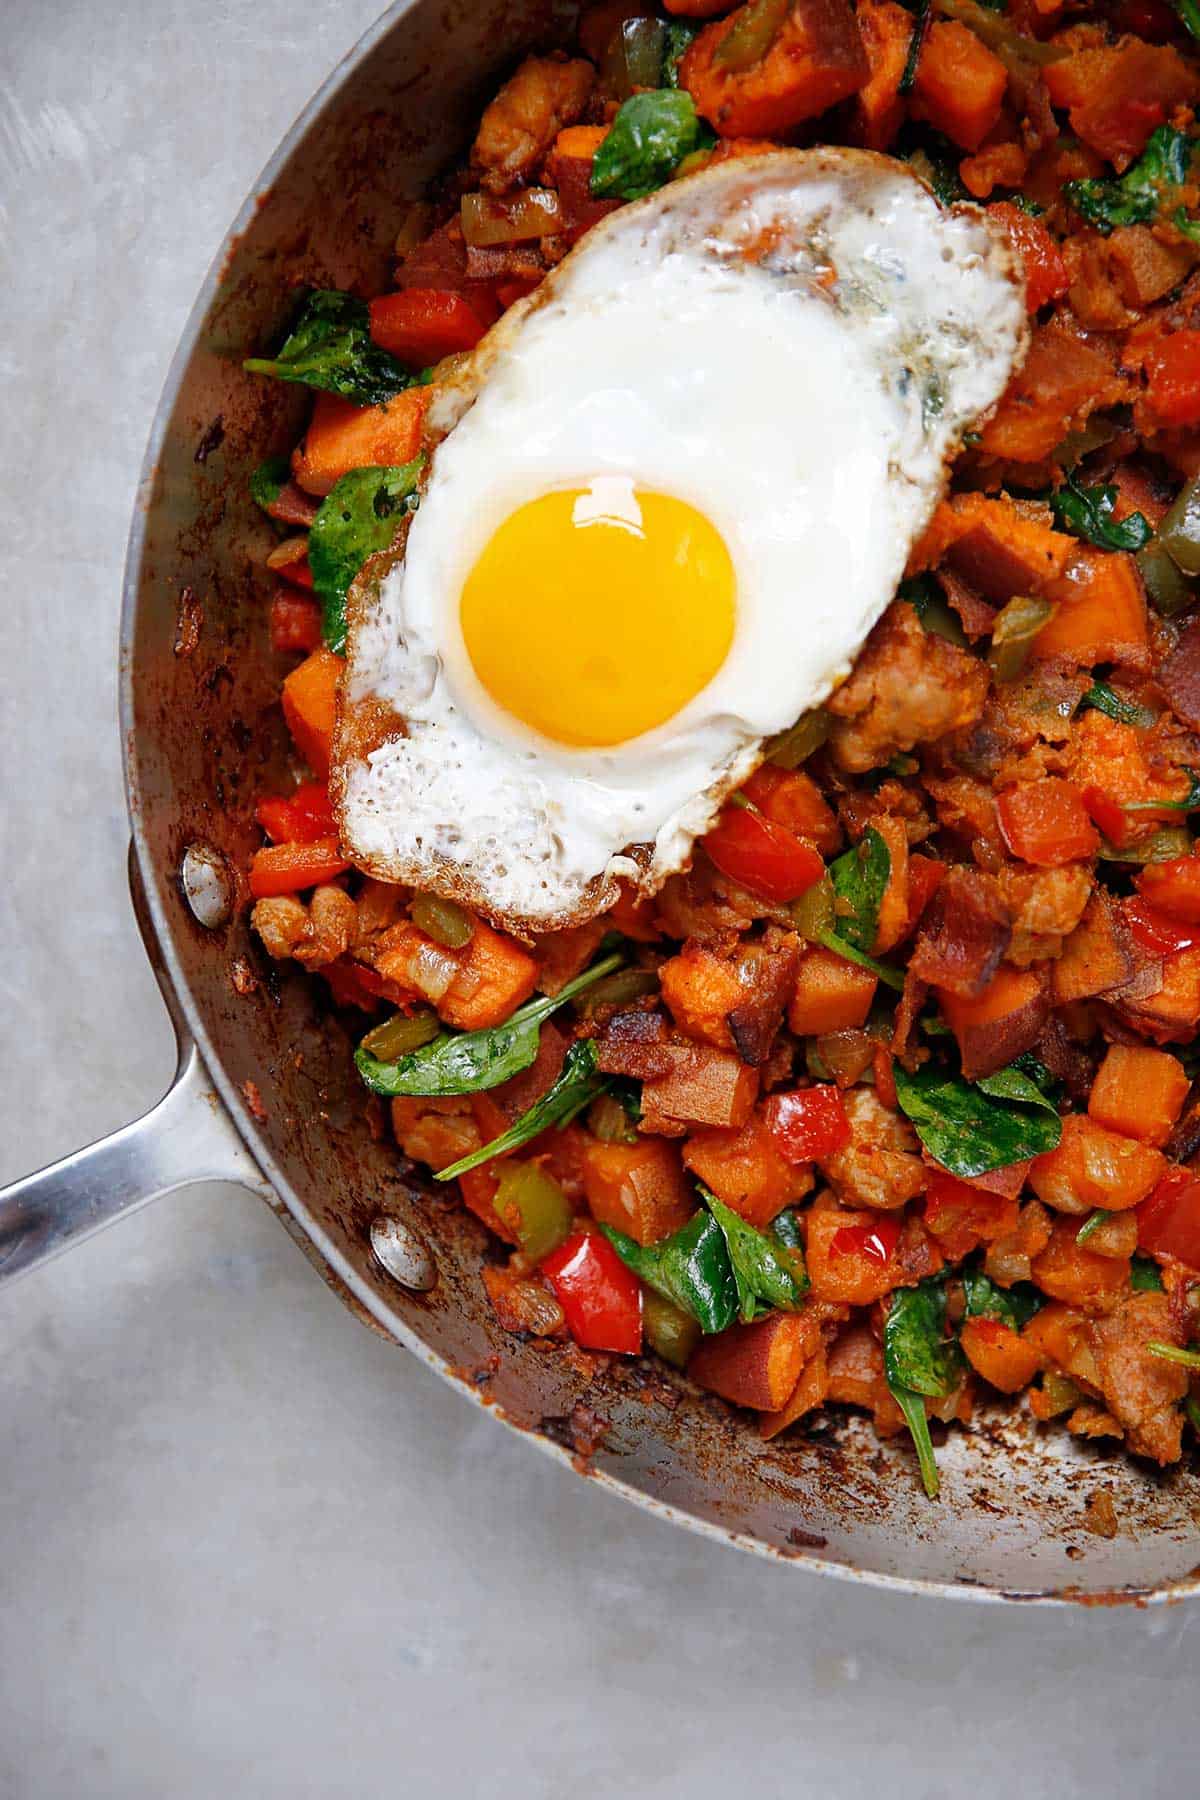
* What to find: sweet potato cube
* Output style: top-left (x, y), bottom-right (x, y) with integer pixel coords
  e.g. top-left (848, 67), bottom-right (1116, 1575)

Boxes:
top-left (439, 921), bottom-right (538, 1031)
top-left (292, 388), bottom-right (429, 497)
top-left (282, 646), bottom-right (342, 779)
top-left (937, 966), bottom-right (1048, 1080)
top-left (852, 0), bottom-right (911, 150)
top-left (580, 1138), bottom-right (695, 1246)
top-left (689, 1311), bottom-right (812, 1411)
top-left (1052, 890), bottom-right (1135, 1005)
top-left (682, 0), bottom-right (869, 139)
top-left (788, 947), bottom-right (877, 1035)
top-left (683, 1108), bottom-right (814, 1227)
top-left (1034, 549), bottom-right (1150, 673)
top-left (1029, 1113), bottom-right (1165, 1215)
top-left (760, 1343), bottom-right (829, 1439)
top-left (960, 1317), bottom-right (1042, 1394)
top-left (1030, 1216), bottom-right (1131, 1310)
top-left (640, 1045), bottom-right (760, 1130)
top-left (1088, 1045), bottom-right (1189, 1149)
top-left (911, 20), bottom-right (1006, 152)
top-left (805, 1205), bottom-right (905, 1305)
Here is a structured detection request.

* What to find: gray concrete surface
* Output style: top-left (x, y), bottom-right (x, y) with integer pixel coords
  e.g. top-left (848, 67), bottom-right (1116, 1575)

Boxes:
top-left (0, 4), bottom-right (1197, 1795)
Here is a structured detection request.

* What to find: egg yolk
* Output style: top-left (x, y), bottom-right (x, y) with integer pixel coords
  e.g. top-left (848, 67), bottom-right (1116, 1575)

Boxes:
top-left (459, 483), bottom-right (736, 748)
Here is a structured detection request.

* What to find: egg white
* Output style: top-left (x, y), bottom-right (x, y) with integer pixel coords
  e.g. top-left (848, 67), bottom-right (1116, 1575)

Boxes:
top-left (336, 149), bottom-right (1027, 933)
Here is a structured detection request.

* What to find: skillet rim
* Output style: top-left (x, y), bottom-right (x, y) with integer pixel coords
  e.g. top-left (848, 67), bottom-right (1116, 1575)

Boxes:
top-left (116, 0), bottom-right (1200, 1609)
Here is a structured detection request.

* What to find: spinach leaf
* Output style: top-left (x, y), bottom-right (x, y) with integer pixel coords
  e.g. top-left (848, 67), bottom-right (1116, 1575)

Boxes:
top-left (815, 928), bottom-right (906, 993)
top-left (892, 1387), bottom-right (941, 1499)
top-left (1147, 1341), bottom-right (1200, 1369)
top-left (590, 91), bottom-right (711, 200)
top-left (1009, 1050), bottom-right (1056, 1094)
top-left (1065, 126), bottom-right (1197, 236)
top-left (434, 1041), bottom-right (605, 1180)
top-left (770, 1209), bottom-right (805, 1250)
top-left (961, 1268), bottom-right (1044, 1330)
top-left (1049, 472), bottom-right (1152, 553)
top-left (827, 826), bottom-right (890, 953)
top-left (250, 455), bottom-right (290, 514)
top-left (355, 952), bottom-right (623, 1098)
top-left (893, 1063), bottom-right (1062, 1177)
top-left (975, 1066), bottom-right (1060, 1114)
top-left (1171, 0), bottom-right (1200, 43)
top-left (902, 144), bottom-right (966, 208)
top-left (1131, 1253), bottom-right (1165, 1292)
top-left (1081, 681), bottom-right (1157, 729)
top-left (1123, 768), bottom-right (1200, 815)
top-left (662, 18), bottom-right (699, 84)
top-left (308, 459), bottom-right (424, 653)
top-left (899, 0), bottom-right (933, 94)
top-left (883, 1278), bottom-right (963, 1500)
top-left (702, 1190), bottom-right (809, 1321)
top-left (603, 1213), bottom-right (737, 1335)
top-left (244, 289), bottom-right (419, 405)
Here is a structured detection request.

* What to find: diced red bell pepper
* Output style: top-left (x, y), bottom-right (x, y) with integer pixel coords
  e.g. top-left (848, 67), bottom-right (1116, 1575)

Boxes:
top-left (1081, 785), bottom-right (1133, 849)
top-left (255, 781), bottom-right (337, 845)
top-left (702, 804), bottom-right (824, 903)
top-left (248, 836), bottom-right (349, 899)
top-left (924, 1169), bottom-right (1020, 1261)
top-left (278, 556), bottom-right (314, 591)
top-left (988, 201), bottom-right (1069, 314)
top-left (764, 1085), bottom-right (851, 1162)
top-left (1137, 1165), bottom-right (1200, 1270)
top-left (829, 1218), bottom-right (901, 1265)
top-left (368, 287), bottom-right (495, 365)
top-left (323, 958), bottom-right (413, 1011)
top-left (542, 1231), bottom-right (643, 1355)
top-left (1135, 855), bottom-right (1200, 924)
top-left (997, 779), bottom-right (1099, 867)
top-left (1125, 897), bottom-right (1200, 958)
top-left (270, 590), bottom-right (323, 654)
top-left (1143, 331), bottom-right (1200, 431)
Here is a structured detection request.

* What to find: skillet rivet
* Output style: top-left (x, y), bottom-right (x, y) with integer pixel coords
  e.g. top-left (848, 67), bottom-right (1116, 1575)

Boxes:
top-left (370, 1216), bottom-right (437, 1292)
top-left (180, 842), bottom-right (234, 929)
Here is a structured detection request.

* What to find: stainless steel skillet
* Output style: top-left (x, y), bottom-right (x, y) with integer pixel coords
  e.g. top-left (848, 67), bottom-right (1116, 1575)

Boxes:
top-left (1, 0), bottom-right (1197, 1604)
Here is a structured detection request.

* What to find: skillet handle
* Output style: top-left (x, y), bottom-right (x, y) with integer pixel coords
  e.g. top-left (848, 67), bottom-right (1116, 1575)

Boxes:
top-left (0, 1033), bottom-right (271, 1286)
top-left (0, 844), bottom-right (272, 1287)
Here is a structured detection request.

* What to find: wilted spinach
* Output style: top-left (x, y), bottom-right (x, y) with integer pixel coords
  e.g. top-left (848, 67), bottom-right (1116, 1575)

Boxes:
top-left (590, 91), bottom-right (712, 200)
top-left (249, 455), bottom-right (290, 514)
top-left (603, 1212), bottom-right (737, 1335)
top-left (244, 289), bottom-right (421, 405)
top-left (1049, 472), bottom-right (1152, 553)
top-left (1064, 127), bottom-right (1197, 235)
top-left (827, 826), bottom-right (890, 954)
top-left (355, 953), bottom-right (623, 1099)
top-left (662, 18), bottom-right (700, 84)
top-left (883, 1278), bottom-right (963, 1500)
top-left (308, 459), bottom-right (424, 652)
top-left (435, 1041), bottom-right (606, 1180)
top-left (893, 1062), bottom-right (1062, 1177)
top-left (961, 1268), bottom-right (1044, 1331)
top-left (1081, 681), bottom-right (1157, 729)
top-left (702, 1190), bottom-right (809, 1321)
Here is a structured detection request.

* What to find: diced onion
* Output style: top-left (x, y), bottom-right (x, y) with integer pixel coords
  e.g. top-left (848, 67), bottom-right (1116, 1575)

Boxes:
top-left (461, 189), bottom-right (563, 247)
top-left (402, 939), bottom-right (460, 1002)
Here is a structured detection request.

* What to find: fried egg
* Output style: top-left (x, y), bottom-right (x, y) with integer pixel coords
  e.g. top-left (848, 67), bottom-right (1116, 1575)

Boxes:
top-left (334, 148), bottom-right (1027, 934)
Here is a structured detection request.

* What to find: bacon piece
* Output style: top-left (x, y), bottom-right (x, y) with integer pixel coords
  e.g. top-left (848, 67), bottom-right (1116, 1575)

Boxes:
top-left (909, 866), bottom-right (1011, 998)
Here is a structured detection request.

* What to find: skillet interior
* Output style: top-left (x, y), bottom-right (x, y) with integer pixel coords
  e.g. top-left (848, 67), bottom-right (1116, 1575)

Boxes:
top-left (122, 0), bottom-right (1200, 1600)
